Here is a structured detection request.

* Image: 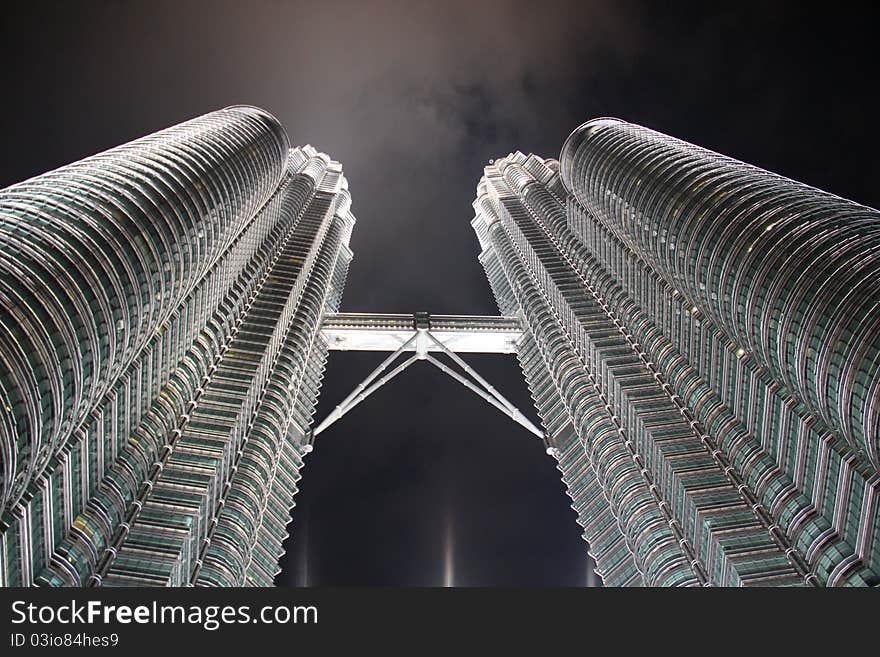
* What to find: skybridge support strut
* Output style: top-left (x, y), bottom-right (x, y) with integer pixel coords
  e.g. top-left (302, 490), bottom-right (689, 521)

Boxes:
top-left (310, 312), bottom-right (548, 446)
top-left (423, 355), bottom-right (543, 439)
top-left (311, 333), bottom-right (419, 437)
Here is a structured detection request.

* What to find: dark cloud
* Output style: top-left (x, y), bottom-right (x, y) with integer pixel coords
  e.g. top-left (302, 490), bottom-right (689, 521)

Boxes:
top-left (1, 0), bottom-right (876, 586)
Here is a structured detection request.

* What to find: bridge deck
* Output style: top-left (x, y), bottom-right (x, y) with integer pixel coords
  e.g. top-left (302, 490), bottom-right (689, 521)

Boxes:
top-left (321, 312), bottom-right (523, 353)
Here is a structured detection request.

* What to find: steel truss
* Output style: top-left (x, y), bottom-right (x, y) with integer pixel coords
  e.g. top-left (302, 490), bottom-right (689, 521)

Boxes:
top-left (309, 312), bottom-right (550, 451)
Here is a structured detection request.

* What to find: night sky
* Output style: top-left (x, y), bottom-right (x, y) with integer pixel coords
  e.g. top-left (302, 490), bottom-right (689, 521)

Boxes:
top-left (2, 1), bottom-right (877, 587)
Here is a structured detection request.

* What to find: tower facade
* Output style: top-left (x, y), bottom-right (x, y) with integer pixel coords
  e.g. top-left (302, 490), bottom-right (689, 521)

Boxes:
top-left (0, 107), bottom-right (355, 585)
top-left (2, 107), bottom-right (878, 588)
top-left (472, 120), bottom-right (880, 586)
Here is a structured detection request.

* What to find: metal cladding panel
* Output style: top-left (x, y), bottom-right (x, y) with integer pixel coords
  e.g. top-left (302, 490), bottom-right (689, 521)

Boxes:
top-left (0, 107), bottom-right (355, 587)
top-left (0, 106), bottom-right (290, 516)
top-left (474, 136), bottom-right (880, 586)
top-left (561, 118), bottom-right (880, 474)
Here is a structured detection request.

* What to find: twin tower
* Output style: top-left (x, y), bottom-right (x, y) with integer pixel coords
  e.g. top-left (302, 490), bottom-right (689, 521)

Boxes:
top-left (1, 107), bottom-right (878, 587)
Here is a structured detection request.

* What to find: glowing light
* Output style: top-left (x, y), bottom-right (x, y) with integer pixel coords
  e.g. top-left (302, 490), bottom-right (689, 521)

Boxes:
top-left (299, 515), bottom-right (309, 587)
top-left (735, 347), bottom-right (746, 358)
top-left (443, 506), bottom-right (454, 587)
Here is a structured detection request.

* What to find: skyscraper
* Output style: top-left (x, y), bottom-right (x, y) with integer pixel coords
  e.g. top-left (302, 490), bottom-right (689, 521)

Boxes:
top-left (2, 106), bottom-right (878, 588)
top-left (472, 119), bottom-right (880, 586)
top-left (0, 107), bottom-right (355, 586)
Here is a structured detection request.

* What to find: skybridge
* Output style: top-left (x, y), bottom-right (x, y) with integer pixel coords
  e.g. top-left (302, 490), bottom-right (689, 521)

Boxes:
top-left (312, 312), bottom-right (552, 452)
